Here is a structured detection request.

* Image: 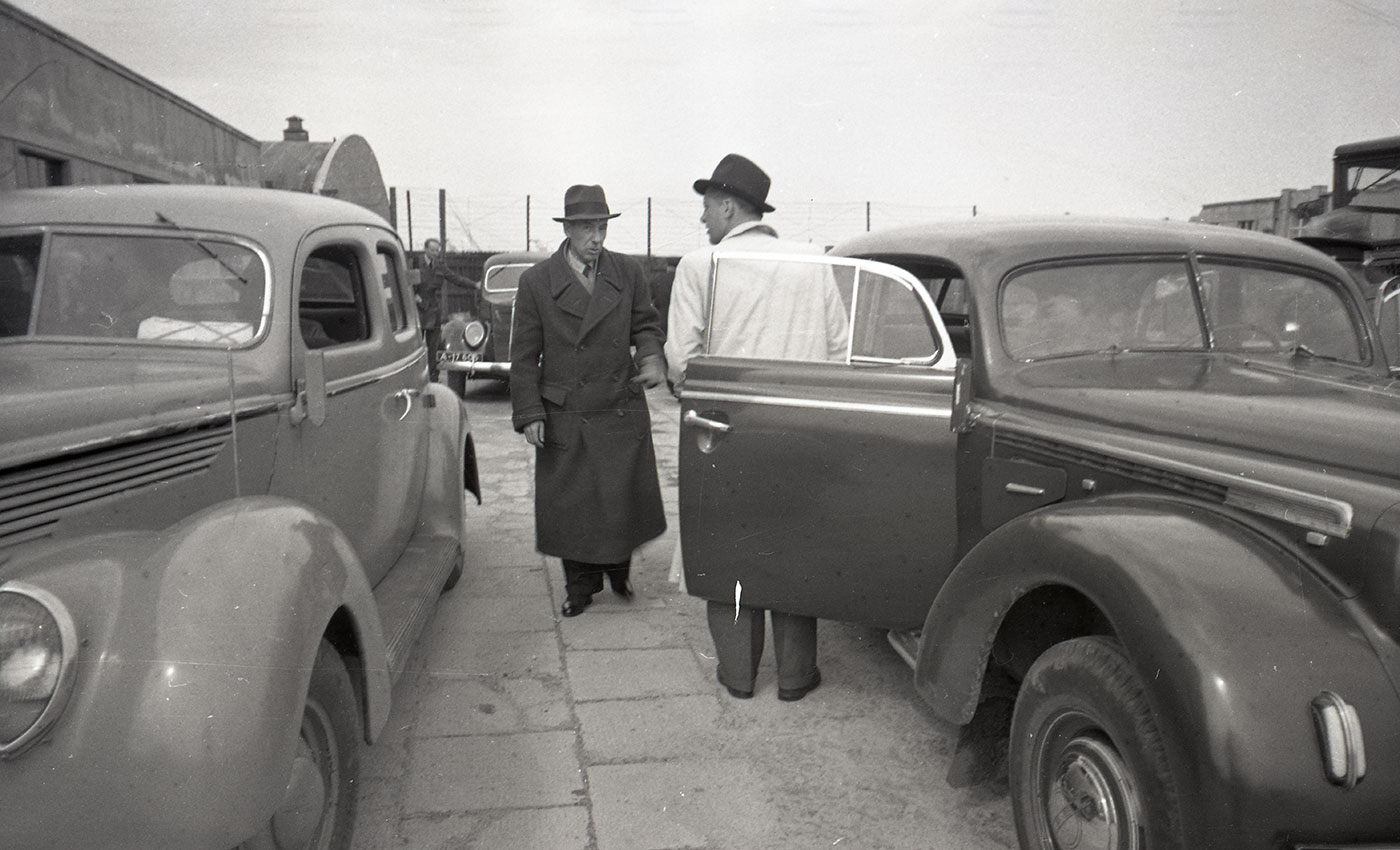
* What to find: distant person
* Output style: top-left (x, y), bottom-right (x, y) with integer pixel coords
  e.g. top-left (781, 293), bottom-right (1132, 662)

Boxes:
top-left (510, 184), bottom-right (668, 618)
top-left (665, 153), bottom-right (846, 701)
top-left (416, 238), bottom-right (474, 380)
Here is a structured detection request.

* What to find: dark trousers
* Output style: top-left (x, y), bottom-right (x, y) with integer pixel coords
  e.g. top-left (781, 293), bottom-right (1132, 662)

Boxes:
top-left (562, 558), bottom-right (630, 605)
top-left (706, 601), bottom-right (819, 693)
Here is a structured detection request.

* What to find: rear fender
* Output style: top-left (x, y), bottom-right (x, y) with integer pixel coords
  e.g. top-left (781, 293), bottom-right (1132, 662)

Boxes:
top-left (0, 496), bottom-right (388, 849)
top-left (418, 382), bottom-right (478, 541)
top-left (915, 495), bottom-right (1400, 846)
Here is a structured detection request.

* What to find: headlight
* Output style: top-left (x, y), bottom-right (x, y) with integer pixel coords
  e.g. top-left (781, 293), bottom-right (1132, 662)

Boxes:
top-left (462, 319), bottom-right (488, 348)
top-left (0, 583), bottom-right (78, 757)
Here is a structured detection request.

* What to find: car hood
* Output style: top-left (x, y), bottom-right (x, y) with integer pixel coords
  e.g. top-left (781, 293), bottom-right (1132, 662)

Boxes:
top-left (1006, 354), bottom-right (1400, 477)
top-left (1, 344), bottom-right (283, 469)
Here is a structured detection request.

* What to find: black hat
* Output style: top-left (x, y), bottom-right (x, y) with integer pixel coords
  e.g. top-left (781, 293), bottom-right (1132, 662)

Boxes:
top-left (693, 153), bottom-right (775, 213)
top-left (553, 184), bottom-right (621, 222)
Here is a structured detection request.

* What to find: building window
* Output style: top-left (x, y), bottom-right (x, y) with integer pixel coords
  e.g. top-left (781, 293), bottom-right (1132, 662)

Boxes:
top-left (1236, 220), bottom-right (1257, 230)
top-left (18, 152), bottom-right (67, 188)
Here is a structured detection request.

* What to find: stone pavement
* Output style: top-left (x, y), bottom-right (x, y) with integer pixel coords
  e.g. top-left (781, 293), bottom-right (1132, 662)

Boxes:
top-left (350, 384), bottom-right (1015, 850)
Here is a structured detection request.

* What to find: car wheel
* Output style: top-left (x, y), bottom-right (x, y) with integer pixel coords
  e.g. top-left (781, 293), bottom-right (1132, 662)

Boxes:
top-left (240, 641), bottom-right (361, 850)
top-left (1010, 636), bottom-right (1181, 850)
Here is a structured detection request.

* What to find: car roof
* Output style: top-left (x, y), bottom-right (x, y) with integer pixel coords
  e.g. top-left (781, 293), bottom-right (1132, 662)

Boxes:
top-left (484, 251), bottom-right (549, 268)
top-left (832, 216), bottom-right (1348, 280)
top-left (0, 184), bottom-right (394, 240)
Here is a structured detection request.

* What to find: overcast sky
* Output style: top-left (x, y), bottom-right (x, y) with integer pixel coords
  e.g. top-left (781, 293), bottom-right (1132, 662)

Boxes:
top-left (12, 0), bottom-right (1400, 253)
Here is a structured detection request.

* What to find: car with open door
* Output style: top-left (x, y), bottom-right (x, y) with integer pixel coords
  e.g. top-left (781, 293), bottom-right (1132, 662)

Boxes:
top-left (678, 218), bottom-right (1400, 850)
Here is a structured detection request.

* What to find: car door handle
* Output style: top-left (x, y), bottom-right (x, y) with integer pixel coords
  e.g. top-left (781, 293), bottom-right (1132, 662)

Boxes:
top-left (683, 410), bottom-right (732, 433)
top-left (393, 388), bottom-right (421, 420)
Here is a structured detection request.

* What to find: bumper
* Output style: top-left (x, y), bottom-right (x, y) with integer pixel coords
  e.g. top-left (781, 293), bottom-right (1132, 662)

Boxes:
top-left (439, 357), bottom-right (510, 377)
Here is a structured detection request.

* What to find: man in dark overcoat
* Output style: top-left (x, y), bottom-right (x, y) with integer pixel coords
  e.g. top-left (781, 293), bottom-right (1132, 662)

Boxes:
top-left (510, 184), bottom-right (668, 618)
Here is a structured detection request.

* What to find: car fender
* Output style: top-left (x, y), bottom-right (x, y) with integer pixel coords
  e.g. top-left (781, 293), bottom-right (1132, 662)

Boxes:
top-left (0, 496), bottom-right (388, 850)
top-left (418, 382), bottom-right (478, 542)
top-left (915, 495), bottom-right (1400, 845)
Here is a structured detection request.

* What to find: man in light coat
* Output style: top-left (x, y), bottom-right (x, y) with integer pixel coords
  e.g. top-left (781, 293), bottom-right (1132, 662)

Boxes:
top-left (511, 184), bottom-right (668, 618)
top-left (666, 154), bottom-right (847, 701)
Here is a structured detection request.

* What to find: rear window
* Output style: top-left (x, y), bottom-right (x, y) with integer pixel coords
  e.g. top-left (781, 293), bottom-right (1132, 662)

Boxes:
top-left (3, 233), bottom-right (266, 346)
top-left (483, 264), bottom-right (530, 294)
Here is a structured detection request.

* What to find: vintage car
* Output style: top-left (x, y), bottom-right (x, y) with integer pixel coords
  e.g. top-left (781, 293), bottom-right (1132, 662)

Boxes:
top-left (677, 219), bottom-right (1400, 850)
top-left (437, 250), bottom-right (545, 391)
top-left (0, 185), bottom-right (480, 850)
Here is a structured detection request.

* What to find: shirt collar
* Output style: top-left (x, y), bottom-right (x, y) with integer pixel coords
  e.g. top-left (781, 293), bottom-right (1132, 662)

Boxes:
top-left (722, 220), bottom-right (779, 242)
top-left (565, 245), bottom-right (592, 275)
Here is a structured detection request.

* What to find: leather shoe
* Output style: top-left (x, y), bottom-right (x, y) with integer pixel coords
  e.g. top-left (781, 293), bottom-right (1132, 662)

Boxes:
top-left (561, 599), bottom-right (590, 618)
top-left (725, 685), bottom-right (753, 699)
top-left (778, 670), bottom-right (822, 702)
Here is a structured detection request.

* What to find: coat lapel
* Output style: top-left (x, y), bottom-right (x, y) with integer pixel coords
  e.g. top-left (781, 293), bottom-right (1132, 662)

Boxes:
top-left (578, 251), bottom-right (623, 341)
top-left (548, 249), bottom-right (591, 323)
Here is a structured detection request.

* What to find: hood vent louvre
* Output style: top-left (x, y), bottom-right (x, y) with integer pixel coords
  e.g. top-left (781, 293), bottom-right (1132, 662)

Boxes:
top-left (997, 432), bottom-right (1228, 503)
top-left (0, 425), bottom-right (231, 549)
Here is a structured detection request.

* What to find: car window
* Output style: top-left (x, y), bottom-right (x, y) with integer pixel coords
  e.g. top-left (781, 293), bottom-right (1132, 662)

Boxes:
top-left (374, 245), bottom-right (408, 332)
top-left (484, 264), bottom-right (529, 294)
top-left (1001, 257), bottom-right (1365, 363)
top-left (1197, 260), bottom-right (1363, 361)
top-left (300, 246), bottom-right (371, 348)
top-left (0, 234), bottom-right (41, 337)
top-left (705, 252), bottom-right (946, 366)
top-left (24, 233), bottom-right (265, 346)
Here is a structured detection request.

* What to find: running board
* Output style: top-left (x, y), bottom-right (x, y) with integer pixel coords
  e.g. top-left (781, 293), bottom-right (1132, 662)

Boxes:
top-left (373, 533), bottom-right (460, 684)
top-left (886, 629), bottom-right (921, 669)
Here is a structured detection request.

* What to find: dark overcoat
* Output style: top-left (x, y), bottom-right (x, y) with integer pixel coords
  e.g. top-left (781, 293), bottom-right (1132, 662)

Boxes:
top-left (509, 242), bottom-right (667, 562)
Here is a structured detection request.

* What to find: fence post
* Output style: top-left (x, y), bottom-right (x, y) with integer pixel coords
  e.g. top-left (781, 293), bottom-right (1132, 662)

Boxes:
top-left (439, 189), bottom-right (447, 248)
top-left (526, 194), bottom-right (531, 251)
top-left (647, 197), bottom-right (652, 256)
top-left (406, 189), bottom-right (414, 251)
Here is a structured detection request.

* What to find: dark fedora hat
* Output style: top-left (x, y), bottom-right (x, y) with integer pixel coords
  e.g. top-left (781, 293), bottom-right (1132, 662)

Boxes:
top-left (693, 153), bottom-right (775, 213)
top-left (552, 184), bottom-right (621, 222)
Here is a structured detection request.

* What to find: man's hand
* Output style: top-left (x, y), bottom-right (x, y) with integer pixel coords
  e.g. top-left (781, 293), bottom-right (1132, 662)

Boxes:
top-left (631, 355), bottom-right (666, 389)
top-left (523, 420), bottom-right (545, 447)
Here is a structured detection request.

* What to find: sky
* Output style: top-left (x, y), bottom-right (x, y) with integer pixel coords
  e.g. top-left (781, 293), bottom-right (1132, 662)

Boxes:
top-left (11, 0), bottom-right (1400, 254)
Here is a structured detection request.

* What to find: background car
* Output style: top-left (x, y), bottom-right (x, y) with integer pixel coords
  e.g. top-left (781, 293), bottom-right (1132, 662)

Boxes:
top-left (0, 185), bottom-right (480, 850)
top-left (438, 250), bottom-right (545, 394)
top-left (678, 219), bottom-right (1400, 849)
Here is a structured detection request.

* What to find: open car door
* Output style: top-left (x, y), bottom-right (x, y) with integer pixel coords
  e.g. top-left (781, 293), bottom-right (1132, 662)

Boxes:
top-left (678, 252), bottom-right (960, 630)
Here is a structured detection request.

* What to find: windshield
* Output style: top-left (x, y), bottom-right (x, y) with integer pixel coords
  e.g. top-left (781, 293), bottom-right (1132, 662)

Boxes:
top-left (483, 263), bottom-right (530, 294)
top-left (1001, 257), bottom-right (1364, 363)
top-left (1347, 164), bottom-right (1400, 212)
top-left (0, 232), bottom-right (266, 346)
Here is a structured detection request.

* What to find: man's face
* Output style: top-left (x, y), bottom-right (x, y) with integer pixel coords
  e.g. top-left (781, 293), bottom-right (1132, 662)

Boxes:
top-left (700, 191), bottom-right (731, 245)
top-left (424, 240), bottom-right (442, 260)
top-left (563, 219), bottom-right (608, 264)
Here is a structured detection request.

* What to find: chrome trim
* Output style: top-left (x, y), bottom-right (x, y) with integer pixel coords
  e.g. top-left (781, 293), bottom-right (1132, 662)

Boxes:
top-left (325, 348), bottom-right (424, 396)
top-left (685, 389), bottom-right (951, 419)
top-left (683, 410), bottom-right (732, 433)
top-left (0, 581), bottom-right (79, 759)
top-left (996, 416), bottom-right (1354, 539)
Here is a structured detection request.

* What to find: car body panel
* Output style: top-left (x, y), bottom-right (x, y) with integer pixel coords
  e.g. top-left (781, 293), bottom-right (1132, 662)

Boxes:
top-left (0, 185), bottom-right (473, 850)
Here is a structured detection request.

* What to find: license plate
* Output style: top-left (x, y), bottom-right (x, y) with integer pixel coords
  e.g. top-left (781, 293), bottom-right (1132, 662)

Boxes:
top-left (438, 351), bottom-right (483, 363)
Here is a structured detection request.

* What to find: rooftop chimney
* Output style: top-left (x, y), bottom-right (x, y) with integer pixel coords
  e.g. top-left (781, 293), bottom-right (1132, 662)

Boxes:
top-left (283, 116), bottom-right (309, 142)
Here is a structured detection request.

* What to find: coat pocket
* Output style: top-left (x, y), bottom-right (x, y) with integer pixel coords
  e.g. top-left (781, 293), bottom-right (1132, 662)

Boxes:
top-left (539, 382), bottom-right (570, 406)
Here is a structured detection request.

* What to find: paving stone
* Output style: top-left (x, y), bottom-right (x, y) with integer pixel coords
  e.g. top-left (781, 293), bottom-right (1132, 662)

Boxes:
top-left (399, 806), bottom-right (590, 850)
top-left (417, 673), bottom-right (572, 737)
top-left (588, 760), bottom-right (775, 850)
top-left (404, 730), bottom-right (583, 812)
top-left (410, 626), bottom-right (561, 679)
top-left (567, 647), bottom-right (710, 702)
top-left (577, 694), bottom-right (725, 763)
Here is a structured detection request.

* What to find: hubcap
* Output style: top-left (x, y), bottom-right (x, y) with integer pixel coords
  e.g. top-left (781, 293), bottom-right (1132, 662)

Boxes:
top-left (269, 703), bottom-right (338, 850)
top-left (1044, 733), bottom-right (1141, 850)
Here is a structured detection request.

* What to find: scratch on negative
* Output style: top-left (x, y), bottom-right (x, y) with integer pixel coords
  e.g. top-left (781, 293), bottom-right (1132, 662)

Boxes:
top-left (734, 580), bottom-right (743, 623)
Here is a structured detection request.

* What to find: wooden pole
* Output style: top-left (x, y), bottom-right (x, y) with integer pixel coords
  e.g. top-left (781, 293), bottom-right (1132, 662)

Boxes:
top-left (438, 189), bottom-right (447, 249)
